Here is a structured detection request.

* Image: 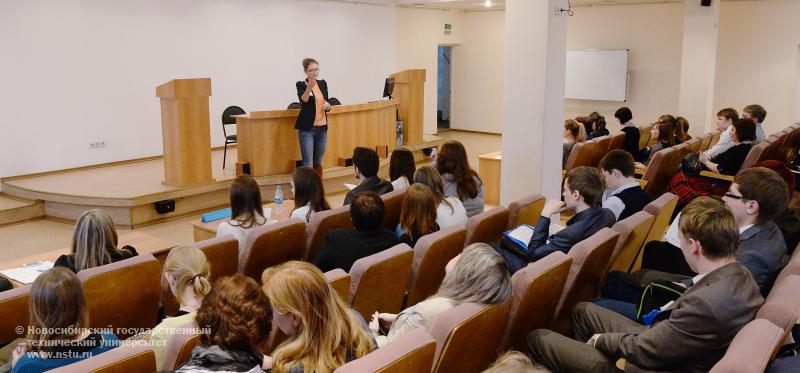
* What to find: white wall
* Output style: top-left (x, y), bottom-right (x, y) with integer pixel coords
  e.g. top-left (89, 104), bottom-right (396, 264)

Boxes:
top-left (565, 3), bottom-right (685, 133)
top-left (714, 0), bottom-right (800, 135)
top-left (451, 11), bottom-right (505, 133)
top-left (396, 8), bottom-right (464, 135)
top-left (0, 0), bottom-right (395, 178)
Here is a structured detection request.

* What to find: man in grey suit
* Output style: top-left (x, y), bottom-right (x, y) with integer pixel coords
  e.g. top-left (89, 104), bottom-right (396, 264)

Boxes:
top-left (527, 197), bottom-right (764, 372)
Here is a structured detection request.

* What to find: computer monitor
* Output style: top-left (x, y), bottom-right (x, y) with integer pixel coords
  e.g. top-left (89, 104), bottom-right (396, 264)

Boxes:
top-left (383, 77), bottom-right (395, 99)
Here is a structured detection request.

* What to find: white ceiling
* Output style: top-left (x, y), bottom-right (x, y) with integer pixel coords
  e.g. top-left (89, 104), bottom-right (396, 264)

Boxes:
top-left (323, 0), bottom-right (689, 11)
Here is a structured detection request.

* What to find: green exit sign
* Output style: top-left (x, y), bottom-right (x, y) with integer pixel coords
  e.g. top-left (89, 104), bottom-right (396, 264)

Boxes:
top-left (444, 23), bottom-right (452, 35)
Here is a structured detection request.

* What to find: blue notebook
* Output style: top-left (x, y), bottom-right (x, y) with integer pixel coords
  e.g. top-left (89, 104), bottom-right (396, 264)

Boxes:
top-left (201, 208), bottom-right (232, 223)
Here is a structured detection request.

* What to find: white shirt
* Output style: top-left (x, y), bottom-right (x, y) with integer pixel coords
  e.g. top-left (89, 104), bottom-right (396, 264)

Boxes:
top-left (391, 176), bottom-right (410, 191)
top-left (602, 182), bottom-right (641, 220)
top-left (705, 126), bottom-right (734, 158)
top-left (436, 197), bottom-right (468, 229)
top-left (665, 214), bottom-right (754, 247)
top-left (216, 216), bottom-right (268, 254)
top-left (290, 204), bottom-right (314, 223)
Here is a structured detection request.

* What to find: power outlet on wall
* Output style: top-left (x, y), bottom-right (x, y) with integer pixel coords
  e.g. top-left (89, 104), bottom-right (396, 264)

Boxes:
top-left (89, 141), bottom-right (107, 149)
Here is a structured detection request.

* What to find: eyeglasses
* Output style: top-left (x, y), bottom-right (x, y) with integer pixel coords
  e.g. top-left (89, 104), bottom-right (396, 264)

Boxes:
top-left (724, 193), bottom-right (749, 201)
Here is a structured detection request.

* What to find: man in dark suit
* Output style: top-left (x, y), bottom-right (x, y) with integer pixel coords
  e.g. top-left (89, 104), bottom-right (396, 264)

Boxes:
top-left (343, 147), bottom-right (393, 206)
top-left (314, 192), bottom-right (398, 272)
top-left (495, 166), bottom-right (616, 274)
top-left (527, 196), bottom-right (763, 372)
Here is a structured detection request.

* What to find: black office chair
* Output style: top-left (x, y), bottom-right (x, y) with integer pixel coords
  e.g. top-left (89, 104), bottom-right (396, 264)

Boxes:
top-left (287, 102), bottom-right (301, 109)
top-left (329, 97), bottom-right (342, 106)
top-left (221, 106), bottom-right (246, 169)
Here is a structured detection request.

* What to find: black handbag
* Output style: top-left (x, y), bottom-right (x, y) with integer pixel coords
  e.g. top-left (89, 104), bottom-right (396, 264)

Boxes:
top-left (681, 152), bottom-right (703, 177)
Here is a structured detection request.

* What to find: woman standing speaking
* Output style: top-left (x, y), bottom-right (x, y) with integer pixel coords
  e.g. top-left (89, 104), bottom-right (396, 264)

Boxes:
top-left (295, 58), bottom-right (331, 177)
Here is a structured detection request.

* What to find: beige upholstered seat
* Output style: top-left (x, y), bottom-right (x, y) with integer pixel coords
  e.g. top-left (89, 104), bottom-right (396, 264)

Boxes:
top-left (563, 140), bottom-right (596, 171)
top-left (464, 206), bottom-right (511, 246)
top-left (756, 275), bottom-right (800, 342)
top-left (334, 328), bottom-right (436, 373)
top-left (305, 204), bottom-right (353, 261)
top-left (195, 235), bottom-right (239, 282)
top-left (324, 268), bottom-right (351, 302)
top-left (349, 244), bottom-right (414, 318)
top-left (0, 284), bottom-right (30, 346)
top-left (631, 192), bottom-right (678, 272)
top-left (641, 146), bottom-right (682, 198)
top-left (405, 226), bottom-right (467, 308)
top-left (686, 138), bottom-right (702, 153)
top-left (608, 211), bottom-right (655, 273)
top-left (430, 301), bottom-right (512, 373)
top-left (707, 128), bottom-right (723, 150)
top-left (77, 254), bottom-right (161, 338)
top-left (498, 252), bottom-right (572, 352)
top-left (637, 124), bottom-right (653, 149)
top-left (588, 135), bottom-right (612, 166)
top-left (158, 321), bottom-right (201, 371)
top-left (608, 132), bottom-right (626, 153)
top-left (709, 319), bottom-right (784, 373)
top-left (49, 343), bottom-right (156, 373)
top-left (552, 228), bottom-right (619, 334)
top-left (506, 194), bottom-right (545, 229)
top-left (381, 189), bottom-right (406, 230)
top-left (774, 245), bottom-right (800, 285)
top-left (238, 218), bottom-right (306, 280)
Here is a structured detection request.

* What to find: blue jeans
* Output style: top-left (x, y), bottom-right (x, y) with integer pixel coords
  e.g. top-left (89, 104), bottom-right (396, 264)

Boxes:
top-left (299, 125), bottom-right (327, 168)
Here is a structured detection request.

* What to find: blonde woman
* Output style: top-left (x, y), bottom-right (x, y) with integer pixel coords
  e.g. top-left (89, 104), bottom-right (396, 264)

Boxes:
top-left (369, 243), bottom-right (511, 347)
top-left (11, 268), bottom-right (120, 372)
top-left (149, 246), bottom-right (212, 368)
top-left (54, 209), bottom-right (137, 273)
top-left (483, 351), bottom-right (549, 373)
top-left (261, 261), bottom-right (374, 373)
top-left (563, 119), bottom-right (586, 166)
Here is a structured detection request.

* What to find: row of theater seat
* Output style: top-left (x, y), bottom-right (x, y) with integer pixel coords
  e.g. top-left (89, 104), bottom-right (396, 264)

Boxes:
top-left (564, 122), bottom-right (800, 198)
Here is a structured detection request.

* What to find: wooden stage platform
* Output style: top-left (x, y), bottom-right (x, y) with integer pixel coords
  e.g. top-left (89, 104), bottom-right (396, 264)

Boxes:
top-left (0, 136), bottom-right (445, 228)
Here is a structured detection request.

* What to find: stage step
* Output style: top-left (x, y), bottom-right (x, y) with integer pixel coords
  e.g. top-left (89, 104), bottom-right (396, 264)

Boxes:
top-left (0, 193), bottom-right (44, 227)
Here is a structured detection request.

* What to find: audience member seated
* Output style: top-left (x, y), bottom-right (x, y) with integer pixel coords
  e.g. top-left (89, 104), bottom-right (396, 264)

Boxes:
top-left (389, 148), bottom-right (415, 191)
top-left (435, 140), bottom-right (485, 217)
top-left (0, 276), bottom-right (11, 293)
top-left (261, 261), bottom-right (375, 372)
top-left (414, 166), bottom-right (468, 229)
top-left (483, 351), bottom-right (549, 373)
top-left (344, 147), bottom-right (394, 206)
top-left (217, 174), bottom-right (268, 250)
top-left (562, 119), bottom-right (586, 166)
top-left (11, 268), bottom-right (120, 373)
top-left (635, 120), bottom-right (674, 170)
top-left (175, 274), bottom-right (271, 373)
top-left (527, 197), bottom-right (764, 372)
top-left (614, 107), bottom-right (641, 161)
top-left (290, 167), bottom-right (331, 223)
top-left (586, 112), bottom-right (609, 140)
top-left (660, 114), bottom-right (688, 145)
top-left (149, 246), bottom-right (212, 368)
top-left (599, 150), bottom-right (651, 221)
top-left (757, 160), bottom-right (800, 252)
top-left (54, 209), bottom-right (138, 273)
top-left (781, 128), bottom-right (800, 179)
top-left (677, 116), bottom-right (692, 141)
top-left (395, 184), bottom-right (440, 247)
top-left (667, 118), bottom-right (756, 207)
top-left (742, 104), bottom-right (767, 143)
top-left (576, 115), bottom-right (594, 136)
top-left (369, 243), bottom-right (511, 347)
top-left (494, 166), bottom-right (616, 274)
top-left (314, 192), bottom-right (399, 272)
top-left (704, 107), bottom-right (740, 158)
top-left (640, 167), bottom-right (789, 295)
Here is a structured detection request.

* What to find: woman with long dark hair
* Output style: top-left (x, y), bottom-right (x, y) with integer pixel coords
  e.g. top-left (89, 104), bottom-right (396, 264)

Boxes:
top-left (290, 167), bottom-right (331, 222)
top-left (413, 166), bottom-right (467, 229)
top-left (435, 140), bottom-right (484, 217)
top-left (389, 148), bottom-right (416, 191)
top-left (217, 175), bottom-right (267, 250)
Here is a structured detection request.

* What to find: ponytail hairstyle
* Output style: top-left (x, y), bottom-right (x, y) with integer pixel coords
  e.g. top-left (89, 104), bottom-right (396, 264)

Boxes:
top-left (564, 119), bottom-right (585, 143)
top-left (589, 112), bottom-right (606, 132)
top-left (162, 246), bottom-right (212, 305)
top-left (302, 58), bottom-right (319, 72)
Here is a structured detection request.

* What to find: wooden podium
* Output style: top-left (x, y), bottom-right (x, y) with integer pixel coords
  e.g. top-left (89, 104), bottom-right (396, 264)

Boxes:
top-left (390, 69), bottom-right (426, 144)
top-left (155, 78), bottom-right (214, 187)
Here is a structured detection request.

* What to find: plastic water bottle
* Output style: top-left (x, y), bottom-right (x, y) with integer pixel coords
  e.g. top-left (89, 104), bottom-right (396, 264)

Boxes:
top-left (274, 185), bottom-right (284, 206)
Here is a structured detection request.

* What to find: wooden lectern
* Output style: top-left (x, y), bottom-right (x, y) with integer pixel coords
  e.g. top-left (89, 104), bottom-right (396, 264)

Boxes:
top-left (390, 69), bottom-right (426, 144)
top-left (155, 78), bottom-right (214, 187)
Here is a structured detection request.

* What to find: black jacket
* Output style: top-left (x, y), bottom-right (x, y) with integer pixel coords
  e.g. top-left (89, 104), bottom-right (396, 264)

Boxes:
top-left (295, 79), bottom-right (330, 131)
top-left (343, 176), bottom-right (394, 205)
top-left (620, 126), bottom-right (643, 161)
top-left (54, 245), bottom-right (138, 273)
top-left (527, 207), bottom-right (616, 262)
top-left (313, 228), bottom-right (399, 272)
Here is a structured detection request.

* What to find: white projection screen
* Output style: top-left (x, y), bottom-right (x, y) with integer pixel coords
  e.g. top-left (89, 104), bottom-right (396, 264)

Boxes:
top-left (565, 49), bottom-right (629, 101)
